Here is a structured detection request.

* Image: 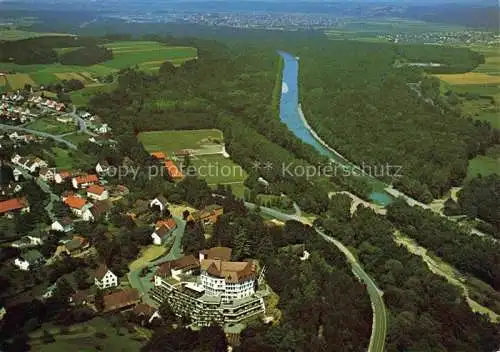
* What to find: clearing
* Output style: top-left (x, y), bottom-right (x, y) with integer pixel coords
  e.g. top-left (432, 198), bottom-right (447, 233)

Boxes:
top-left (138, 129), bottom-right (224, 156)
top-left (467, 145), bottom-right (500, 179)
top-left (435, 72), bottom-right (500, 85)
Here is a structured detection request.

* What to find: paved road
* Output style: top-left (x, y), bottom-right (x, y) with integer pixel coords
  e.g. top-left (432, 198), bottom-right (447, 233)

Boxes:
top-left (11, 163), bottom-right (58, 221)
top-left (0, 123), bottom-right (77, 150)
top-left (127, 217), bottom-right (186, 306)
top-left (69, 105), bottom-right (96, 136)
top-left (316, 229), bottom-right (387, 352)
top-left (252, 204), bottom-right (387, 352)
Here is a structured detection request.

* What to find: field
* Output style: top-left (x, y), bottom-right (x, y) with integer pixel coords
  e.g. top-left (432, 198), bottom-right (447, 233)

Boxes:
top-left (138, 129), bottom-right (248, 194)
top-left (0, 28), bottom-right (71, 41)
top-left (191, 154), bottom-right (248, 189)
top-left (25, 117), bottom-right (77, 135)
top-left (467, 146), bottom-right (500, 179)
top-left (62, 132), bottom-right (91, 146)
top-left (70, 83), bottom-right (116, 106)
top-left (435, 72), bottom-right (500, 85)
top-left (138, 129), bottom-right (224, 155)
top-left (0, 40), bottom-right (197, 90)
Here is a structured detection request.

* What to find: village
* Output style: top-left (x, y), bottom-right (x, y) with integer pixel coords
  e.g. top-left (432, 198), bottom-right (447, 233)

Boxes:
top-left (0, 89), bottom-right (273, 350)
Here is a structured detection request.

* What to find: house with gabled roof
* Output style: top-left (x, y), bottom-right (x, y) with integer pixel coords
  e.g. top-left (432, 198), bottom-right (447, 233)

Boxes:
top-left (72, 174), bottom-right (99, 189)
top-left (87, 184), bottom-right (108, 201)
top-left (0, 198), bottom-right (30, 217)
top-left (51, 217), bottom-right (74, 233)
top-left (94, 264), bottom-right (118, 289)
top-left (14, 249), bottom-right (44, 271)
top-left (63, 196), bottom-right (94, 221)
top-left (150, 195), bottom-right (168, 213)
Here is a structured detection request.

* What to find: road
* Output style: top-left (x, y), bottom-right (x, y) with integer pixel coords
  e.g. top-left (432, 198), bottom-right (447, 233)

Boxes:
top-left (127, 217), bottom-right (186, 307)
top-left (0, 123), bottom-right (77, 150)
top-left (69, 105), bottom-right (96, 136)
top-left (252, 203), bottom-right (387, 352)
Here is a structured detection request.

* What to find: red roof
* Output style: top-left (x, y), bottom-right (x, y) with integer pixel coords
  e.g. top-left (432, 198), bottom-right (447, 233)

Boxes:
top-left (64, 196), bottom-right (87, 209)
top-left (164, 160), bottom-right (184, 179)
top-left (74, 174), bottom-right (99, 185)
top-left (103, 288), bottom-right (140, 312)
top-left (156, 218), bottom-right (177, 231)
top-left (0, 198), bottom-right (28, 214)
top-left (151, 152), bottom-right (167, 160)
top-left (58, 171), bottom-right (72, 179)
top-left (87, 184), bottom-right (105, 195)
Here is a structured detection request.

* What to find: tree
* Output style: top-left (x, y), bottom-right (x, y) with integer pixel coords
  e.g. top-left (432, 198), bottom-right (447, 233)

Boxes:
top-left (94, 290), bottom-right (104, 311)
top-left (42, 330), bottom-right (55, 344)
top-left (74, 267), bottom-right (90, 290)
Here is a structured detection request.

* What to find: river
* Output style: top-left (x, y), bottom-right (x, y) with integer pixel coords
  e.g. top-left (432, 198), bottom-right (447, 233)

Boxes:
top-left (277, 51), bottom-right (393, 205)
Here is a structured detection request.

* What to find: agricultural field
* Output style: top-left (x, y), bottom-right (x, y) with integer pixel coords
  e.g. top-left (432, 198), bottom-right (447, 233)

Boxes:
top-left (138, 129), bottom-right (224, 156)
top-left (435, 72), bottom-right (500, 85)
top-left (467, 145), bottom-right (500, 179)
top-left (0, 40), bottom-right (197, 90)
top-left (0, 28), bottom-right (71, 41)
top-left (25, 117), bottom-right (77, 135)
top-left (70, 83), bottom-right (116, 106)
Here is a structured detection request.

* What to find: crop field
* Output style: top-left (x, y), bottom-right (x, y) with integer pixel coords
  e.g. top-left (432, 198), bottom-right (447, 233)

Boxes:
top-left (0, 41), bottom-right (197, 89)
top-left (0, 28), bottom-right (71, 41)
top-left (138, 129), bottom-right (224, 155)
top-left (435, 72), bottom-right (500, 85)
top-left (5, 73), bottom-right (36, 89)
top-left (70, 83), bottom-right (116, 106)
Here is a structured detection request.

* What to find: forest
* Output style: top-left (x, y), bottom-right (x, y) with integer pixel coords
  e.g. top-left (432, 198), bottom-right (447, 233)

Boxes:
top-left (0, 36), bottom-right (112, 66)
top-left (387, 200), bottom-right (500, 291)
top-left (318, 196), bottom-right (500, 352)
top-left (296, 40), bottom-right (498, 202)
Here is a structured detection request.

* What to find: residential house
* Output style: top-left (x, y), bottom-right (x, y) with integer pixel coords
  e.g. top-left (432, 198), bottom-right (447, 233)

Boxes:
top-left (63, 196), bottom-right (94, 221)
top-left (56, 115), bottom-right (74, 124)
top-left (0, 306), bottom-right (6, 321)
top-left (193, 204), bottom-right (224, 227)
top-left (11, 235), bottom-right (43, 249)
top-left (51, 217), bottom-right (74, 233)
top-left (149, 195), bottom-right (168, 213)
top-left (0, 198), bottom-right (30, 217)
top-left (14, 249), bottom-right (44, 271)
top-left (151, 218), bottom-right (177, 245)
top-left (103, 288), bottom-right (140, 312)
top-left (86, 184), bottom-right (108, 201)
top-left (95, 160), bottom-right (111, 175)
top-left (12, 168), bottom-right (23, 182)
top-left (38, 167), bottom-right (56, 182)
top-left (94, 264), bottom-right (118, 289)
top-left (151, 152), bottom-right (167, 161)
top-left (133, 304), bottom-right (161, 325)
top-left (164, 160), bottom-right (184, 180)
top-left (54, 171), bottom-right (72, 184)
top-left (70, 290), bottom-right (94, 306)
top-left (199, 247), bottom-right (232, 262)
top-left (72, 174), bottom-right (99, 189)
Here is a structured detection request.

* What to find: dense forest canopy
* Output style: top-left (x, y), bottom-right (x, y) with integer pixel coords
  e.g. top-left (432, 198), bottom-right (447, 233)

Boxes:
top-left (0, 36), bottom-right (112, 65)
top-left (295, 40), bottom-right (498, 202)
top-left (456, 174), bottom-right (500, 233)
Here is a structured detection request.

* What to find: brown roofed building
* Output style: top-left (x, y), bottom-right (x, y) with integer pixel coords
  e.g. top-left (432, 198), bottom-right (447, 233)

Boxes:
top-left (155, 255), bottom-right (200, 281)
top-left (94, 264), bottom-right (118, 289)
top-left (199, 246), bottom-right (232, 262)
top-left (201, 259), bottom-right (256, 284)
top-left (103, 288), bottom-right (140, 312)
top-left (193, 204), bottom-right (224, 227)
top-left (0, 197), bottom-right (29, 215)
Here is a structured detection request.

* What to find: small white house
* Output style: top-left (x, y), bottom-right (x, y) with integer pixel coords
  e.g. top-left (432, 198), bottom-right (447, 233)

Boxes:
top-left (51, 218), bottom-right (74, 233)
top-left (149, 196), bottom-right (168, 213)
top-left (11, 235), bottom-right (43, 248)
top-left (13, 168), bottom-right (23, 182)
top-left (86, 185), bottom-right (109, 201)
top-left (94, 264), bottom-right (118, 289)
top-left (39, 167), bottom-right (56, 182)
top-left (13, 250), bottom-right (44, 271)
top-left (95, 161), bottom-right (111, 175)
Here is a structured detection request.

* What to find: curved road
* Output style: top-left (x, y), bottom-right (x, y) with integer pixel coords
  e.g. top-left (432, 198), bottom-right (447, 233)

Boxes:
top-left (252, 203), bottom-right (387, 352)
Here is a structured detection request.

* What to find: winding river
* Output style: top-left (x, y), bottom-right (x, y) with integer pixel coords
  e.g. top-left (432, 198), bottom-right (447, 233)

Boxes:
top-left (277, 51), bottom-right (393, 205)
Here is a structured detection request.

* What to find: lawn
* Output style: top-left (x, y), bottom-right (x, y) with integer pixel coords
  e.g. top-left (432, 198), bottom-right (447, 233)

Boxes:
top-left (461, 99), bottom-right (500, 129)
top-left (191, 154), bottom-right (248, 187)
top-left (63, 132), bottom-right (91, 146)
top-left (29, 317), bottom-right (145, 352)
top-left (129, 245), bottom-right (167, 271)
top-left (138, 129), bottom-right (224, 155)
top-left (25, 117), bottom-right (77, 135)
